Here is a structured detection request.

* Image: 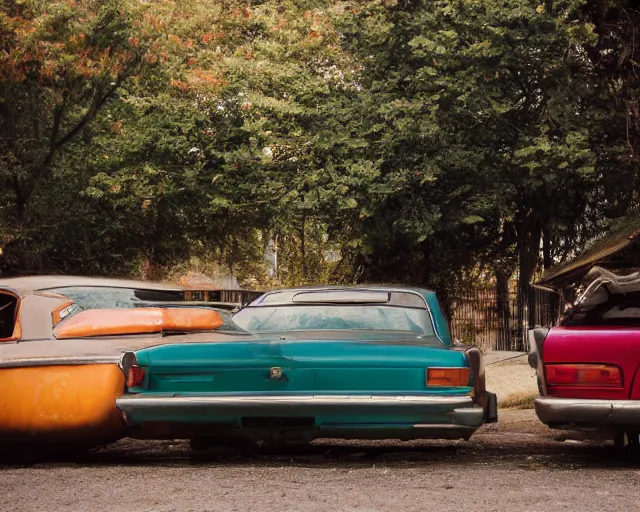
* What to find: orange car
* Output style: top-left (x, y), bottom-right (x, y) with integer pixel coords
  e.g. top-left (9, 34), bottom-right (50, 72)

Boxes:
top-left (0, 276), bottom-right (248, 451)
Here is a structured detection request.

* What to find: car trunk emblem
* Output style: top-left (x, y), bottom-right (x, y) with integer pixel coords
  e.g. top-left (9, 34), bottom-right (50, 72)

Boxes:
top-left (269, 367), bottom-right (284, 380)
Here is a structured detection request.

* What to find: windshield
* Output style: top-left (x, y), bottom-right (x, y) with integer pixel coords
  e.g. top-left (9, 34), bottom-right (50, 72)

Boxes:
top-left (49, 287), bottom-right (185, 309)
top-left (48, 286), bottom-right (243, 332)
top-left (233, 305), bottom-right (433, 334)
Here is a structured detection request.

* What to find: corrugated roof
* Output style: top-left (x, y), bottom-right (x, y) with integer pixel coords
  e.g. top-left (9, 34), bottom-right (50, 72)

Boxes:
top-left (537, 211), bottom-right (640, 289)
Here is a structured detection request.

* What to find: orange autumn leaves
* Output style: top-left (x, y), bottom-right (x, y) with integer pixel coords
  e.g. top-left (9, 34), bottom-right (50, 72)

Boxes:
top-left (0, 0), bottom-right (230, 92)
top-left (157, 2), bottom-right (344, 95)
top-left (0, 3), bottom-right (141, 86)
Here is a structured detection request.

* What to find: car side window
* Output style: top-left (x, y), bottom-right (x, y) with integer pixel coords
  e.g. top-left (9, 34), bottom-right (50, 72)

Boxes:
top-left (0, 292), bottom-right (19, 340)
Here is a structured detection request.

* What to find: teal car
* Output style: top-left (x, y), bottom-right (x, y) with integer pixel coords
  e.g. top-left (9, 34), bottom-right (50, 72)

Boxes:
top-left (116, 287), bottom-right (497, 448)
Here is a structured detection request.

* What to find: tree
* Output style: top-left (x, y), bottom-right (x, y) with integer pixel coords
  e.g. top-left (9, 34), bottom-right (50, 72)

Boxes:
top-left (0, 0), bottom-right (157, 217)
top-left (0, 0), bottom-right (362, 280)
top-left (333, 1), bottom-right (602, 296)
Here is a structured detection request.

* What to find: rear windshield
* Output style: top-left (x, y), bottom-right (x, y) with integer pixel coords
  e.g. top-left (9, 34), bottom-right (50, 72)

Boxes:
top-left (562, 291), bottom-right (640, 327)
top-left (233, 305), bottom-right (433, 334)
top-left (48, 287), bottom-right (243, 332)
top-left (49, 287), bottom-right (184, 309)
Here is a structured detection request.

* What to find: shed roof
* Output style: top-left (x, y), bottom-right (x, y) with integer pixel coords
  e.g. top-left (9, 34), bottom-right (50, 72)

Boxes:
top-left (537, 211), bottom-right (640, 289)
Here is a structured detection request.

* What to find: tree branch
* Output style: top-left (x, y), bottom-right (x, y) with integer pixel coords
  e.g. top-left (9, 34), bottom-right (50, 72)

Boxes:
top-left (53, 72), bottom-right (128, 152)
top-left (21, 57), bottom-right (142, 208)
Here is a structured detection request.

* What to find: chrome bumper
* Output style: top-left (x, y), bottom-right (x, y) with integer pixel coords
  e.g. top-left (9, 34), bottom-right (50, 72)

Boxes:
top-left (117, 394), bottom-right (485, 428)
top-left (535, 397), bottom-right (640, 429)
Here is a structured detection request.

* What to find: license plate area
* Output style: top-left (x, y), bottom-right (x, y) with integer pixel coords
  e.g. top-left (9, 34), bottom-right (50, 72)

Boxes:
top-left (240, 417), bottom-right (315, 429)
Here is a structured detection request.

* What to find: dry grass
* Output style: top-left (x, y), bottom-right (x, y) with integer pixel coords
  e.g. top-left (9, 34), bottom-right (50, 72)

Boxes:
top-left (499, 391), bottom-right (538, 410)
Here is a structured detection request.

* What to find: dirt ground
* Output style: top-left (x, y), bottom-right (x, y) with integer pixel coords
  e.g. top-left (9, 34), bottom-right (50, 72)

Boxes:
top-left (485, 353), bottom-right (538, 402)
top-left (3, 409), bottom-right (640, 512)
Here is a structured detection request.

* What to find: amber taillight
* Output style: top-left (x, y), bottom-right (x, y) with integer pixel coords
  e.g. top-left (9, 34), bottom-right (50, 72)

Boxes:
top-left (545, 364), bottom-right (622, 388)
top-left (126, 365), bottom-right (146, 388)
top-left (427, 368), bottom-right (470, 387)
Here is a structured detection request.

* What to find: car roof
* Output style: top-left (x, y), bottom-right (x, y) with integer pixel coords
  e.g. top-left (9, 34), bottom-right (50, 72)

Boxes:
top-left (0, 275), bottom-right (184, 295)
top-left (259, 284), bottom-right (435, 294)
top-left (250, 285), bottom-right (435, 307)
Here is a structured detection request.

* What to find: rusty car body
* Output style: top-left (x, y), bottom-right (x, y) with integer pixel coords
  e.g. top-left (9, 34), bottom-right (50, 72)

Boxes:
top-left (0, 276), bottom-right (248, 450)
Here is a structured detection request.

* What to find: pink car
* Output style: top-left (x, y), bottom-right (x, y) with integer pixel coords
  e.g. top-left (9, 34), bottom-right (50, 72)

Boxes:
top-left (530, 267), bottom-right (640, 448)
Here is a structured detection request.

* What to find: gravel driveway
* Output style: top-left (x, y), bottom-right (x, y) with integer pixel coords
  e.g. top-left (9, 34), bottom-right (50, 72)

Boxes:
top-left (485, 353), bottom-right (538, 402)
top-left (3, 410), bottom-right (640, 512)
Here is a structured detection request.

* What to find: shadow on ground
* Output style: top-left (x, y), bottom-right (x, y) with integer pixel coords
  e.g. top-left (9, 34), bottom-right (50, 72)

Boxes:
top-left (1, 409), bottom-right (637, 470)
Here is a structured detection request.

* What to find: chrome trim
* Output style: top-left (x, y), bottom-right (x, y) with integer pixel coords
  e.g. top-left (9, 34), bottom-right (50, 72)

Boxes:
top-left (535, 397), bottom-right (640, 428)
top-left (120, 394), bottom-right (474, 405)
top-left (450, 406), bottom-right (485, 427)
top-left (413, 424), bottom-right (475, 429)
top-left (0, 355), bottom-right (121, 369)
top-left (117, 394), bottom-right (479, 423)
top-left (575, 267), bottom-right (640, 306)
top-left (119, 351), bottom-right (137, 377)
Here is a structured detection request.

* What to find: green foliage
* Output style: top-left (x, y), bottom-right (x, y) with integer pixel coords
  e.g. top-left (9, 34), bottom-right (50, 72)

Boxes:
top-left (0, 0), bottom-right (638, 293)
top-left (331, 0), bottom-right (638, 298)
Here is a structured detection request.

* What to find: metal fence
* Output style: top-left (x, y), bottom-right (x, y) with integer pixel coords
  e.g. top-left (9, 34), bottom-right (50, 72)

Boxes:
top-left (449, 286), bottom-right (560, 352)
top-left (183, 289), bottom-right (264, 305)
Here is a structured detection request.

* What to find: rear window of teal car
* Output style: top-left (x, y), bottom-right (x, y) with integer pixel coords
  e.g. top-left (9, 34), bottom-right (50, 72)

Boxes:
top-left (233, 305), bottom-right (434, 334)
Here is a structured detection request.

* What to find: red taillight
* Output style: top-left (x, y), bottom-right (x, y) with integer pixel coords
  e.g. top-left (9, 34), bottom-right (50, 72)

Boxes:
top-left (545, 364), bottom-right (622, 388)
top-left (127, 365), bottom-right (146, 388)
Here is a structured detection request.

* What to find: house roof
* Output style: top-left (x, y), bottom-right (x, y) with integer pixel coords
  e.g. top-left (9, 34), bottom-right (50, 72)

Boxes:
top-left (537, 211), bottom-right (640, 289)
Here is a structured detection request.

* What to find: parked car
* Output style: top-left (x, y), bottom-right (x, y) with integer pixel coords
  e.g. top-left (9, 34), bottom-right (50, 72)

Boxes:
top-left (116, 286), bottom-right (497, 449)
top-left (0, 276), bottom-right (242, 451)
top-left (529, 267), bottom-right (640, 447)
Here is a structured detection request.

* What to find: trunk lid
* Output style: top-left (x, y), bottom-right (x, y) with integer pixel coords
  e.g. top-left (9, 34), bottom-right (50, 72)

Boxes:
top-left (134, 333), bottom-right (469, 395)
top-left (543, 326), bottom-right (640, 399)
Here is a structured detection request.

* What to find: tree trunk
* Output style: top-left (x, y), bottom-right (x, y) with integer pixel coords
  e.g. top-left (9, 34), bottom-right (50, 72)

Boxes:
top-left (495, 267), bottom-right (511, 351)
top-left (516, 213), bottom-right (542, 351)
top-left (542, 224), bottom-right (552, 270)
top-left (299, 211), bottom-right (307, 281)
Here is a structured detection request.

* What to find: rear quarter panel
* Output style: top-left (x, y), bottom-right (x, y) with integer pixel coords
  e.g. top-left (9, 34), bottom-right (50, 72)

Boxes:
top-left (0, 363), bottom-right (126, 443)
top-left (542, 326), bottom-right (640, 399)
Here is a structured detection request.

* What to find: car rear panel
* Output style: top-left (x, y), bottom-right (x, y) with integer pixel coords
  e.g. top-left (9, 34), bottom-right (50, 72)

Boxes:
top-left (122, 337), bottom-right (476, 432)
top-left (134, 339), bottom-right (470, 395)
top-left (542, 326), bottom-right (640, 399)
